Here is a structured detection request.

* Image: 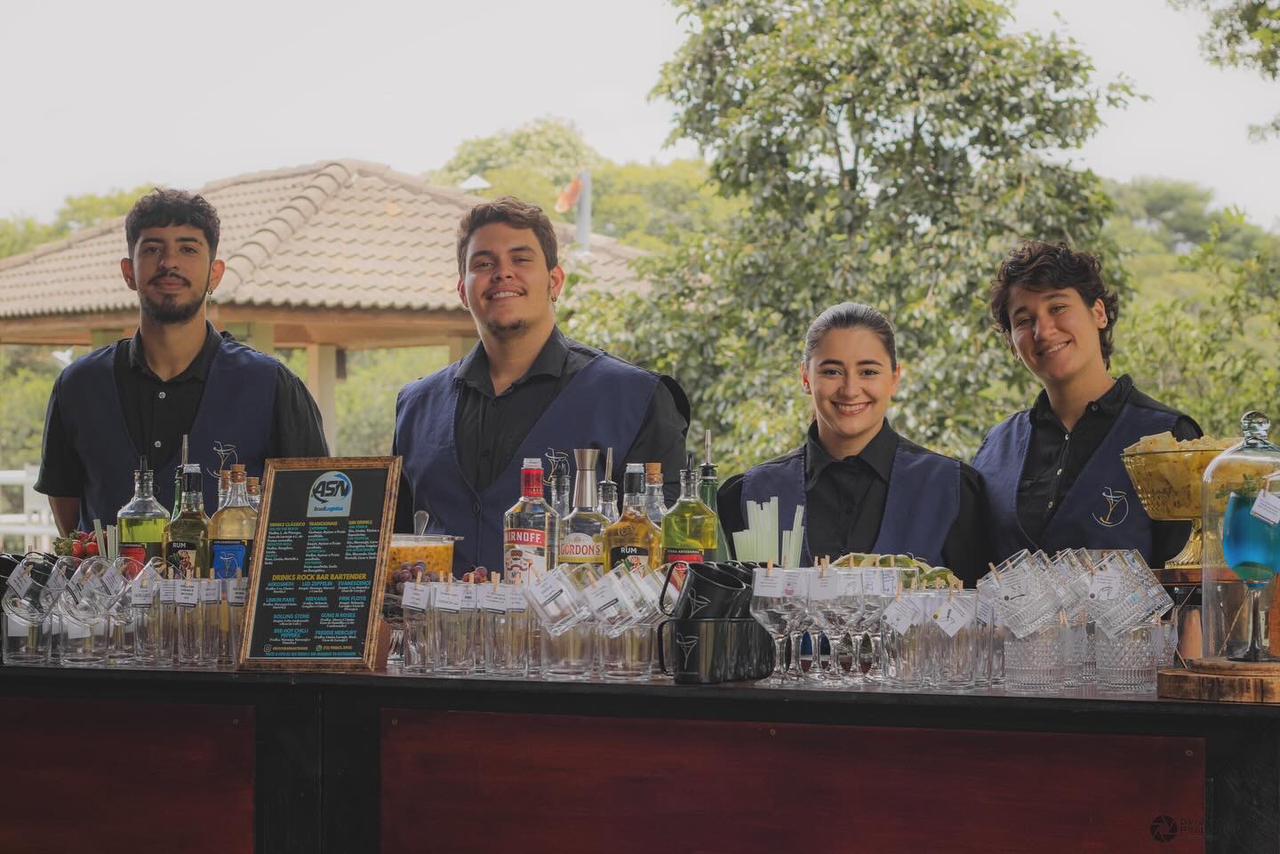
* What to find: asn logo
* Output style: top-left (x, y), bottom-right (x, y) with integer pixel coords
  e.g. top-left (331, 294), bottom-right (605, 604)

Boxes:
top-left (307, 471), bottom-right (353, 518)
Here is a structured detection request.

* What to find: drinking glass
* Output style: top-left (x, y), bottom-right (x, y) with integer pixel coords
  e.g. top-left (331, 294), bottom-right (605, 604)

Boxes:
top-left (880, 590), bottom-right (930, 690)
top-left (59, 556), bottom-right (129, 667)
top-left (2, 553), bottom-right (70, 665)
top-left (806, 567), bottom-right (847, 686)
top-left (129, 558), bottom-right (165, 667)
top-left (400, 579), bottom-right (436, 674)
top-left (1004, 624), bottom-right (1063, 695)
top-left (1097, 623), bottom-right (1157, 693)
top-left (748, 567), bottom-right (808, 686)
top-left (929, 590), bottom-right (978, 691)
top-left (434, 582), bottom-right (478, 676)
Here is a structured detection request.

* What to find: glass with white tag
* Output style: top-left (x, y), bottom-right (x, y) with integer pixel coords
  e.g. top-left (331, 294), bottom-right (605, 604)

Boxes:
top-left (748, 567), bottom-right (809, 686)
top-left (433, 581), bottom-right (478, 676)
top-left (2, 553), bottom-right (71, 665)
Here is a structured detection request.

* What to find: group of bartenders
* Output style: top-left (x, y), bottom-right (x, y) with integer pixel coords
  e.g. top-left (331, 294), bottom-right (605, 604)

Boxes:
top-left (36, 189), bottom-right (1200, 585)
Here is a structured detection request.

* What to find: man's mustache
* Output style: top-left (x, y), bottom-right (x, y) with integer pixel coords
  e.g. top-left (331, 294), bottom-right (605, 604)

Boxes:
top-left (149, 272), bottom-right (191, 286)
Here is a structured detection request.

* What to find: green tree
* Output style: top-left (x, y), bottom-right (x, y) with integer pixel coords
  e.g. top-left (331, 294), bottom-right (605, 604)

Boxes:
top-left (0, 186), bottom-right (150, 261)
top-left (570, 0), bottom-right (1132, 471)
top-left (430, 117), bottom-right (606, 192)
top-left (1173, 0), bottom-right (1280, 137)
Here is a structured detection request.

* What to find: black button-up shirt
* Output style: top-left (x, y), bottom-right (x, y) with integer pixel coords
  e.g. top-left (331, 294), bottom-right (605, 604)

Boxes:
top-left (393, 328), bottom-right (690, 531)
top-left (719, 421), bottom-right (991, 585)
top-left (1017, 374), bottom-right (1201, 567)
top-left (36, 324), bottom-right (329, 498)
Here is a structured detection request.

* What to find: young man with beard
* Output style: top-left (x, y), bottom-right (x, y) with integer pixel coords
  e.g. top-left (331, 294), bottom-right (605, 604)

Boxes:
top-left (394, 197), bottom-right (689, 577)
top-left (36, 189), bottom-right (327, 534)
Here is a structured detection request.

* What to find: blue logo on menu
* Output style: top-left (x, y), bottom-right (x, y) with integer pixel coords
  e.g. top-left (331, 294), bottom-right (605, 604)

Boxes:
top-left (307, 471), bottom-right (354, 518)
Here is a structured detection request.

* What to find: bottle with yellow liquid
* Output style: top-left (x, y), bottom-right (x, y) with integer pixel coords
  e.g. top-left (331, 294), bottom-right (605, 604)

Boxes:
top-left (164, 464), bottom-right (212, 667)
top-left (209, 464), bottom-right (258, 666)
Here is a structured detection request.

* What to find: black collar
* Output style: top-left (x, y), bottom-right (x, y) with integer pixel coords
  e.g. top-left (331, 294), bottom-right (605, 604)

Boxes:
top-left (804, 420), bottom-right (898, 490)
top-left (127, 322), bottom-right (222, 383)
top-left (456, 327), bottom-right (570, 397)
top-left (1032, 374), bottom-right (1133, 429)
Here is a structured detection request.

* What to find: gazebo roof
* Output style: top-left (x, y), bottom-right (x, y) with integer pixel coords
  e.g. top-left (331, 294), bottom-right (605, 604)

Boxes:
top-left (0, 160), bottom-right (645, 347)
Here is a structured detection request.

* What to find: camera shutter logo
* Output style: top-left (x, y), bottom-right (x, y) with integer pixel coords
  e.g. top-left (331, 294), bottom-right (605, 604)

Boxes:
top-left (308, 471), bottom-right (354, 518)
top-left (1149, 815), bottom-right (1178, 843)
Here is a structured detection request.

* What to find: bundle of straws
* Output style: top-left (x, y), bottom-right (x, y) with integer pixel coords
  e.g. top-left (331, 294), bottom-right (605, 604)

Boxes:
top-left (731, 497), bottom-right (805, 566)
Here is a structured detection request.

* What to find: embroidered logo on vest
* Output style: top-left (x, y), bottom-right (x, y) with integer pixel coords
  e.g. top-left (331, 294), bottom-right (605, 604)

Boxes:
top-left (1092, 487), bottom-right (1130, 528)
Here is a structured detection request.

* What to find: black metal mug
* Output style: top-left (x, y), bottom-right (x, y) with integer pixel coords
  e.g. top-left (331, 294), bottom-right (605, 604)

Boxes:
top-left (658, 561), bottom-right (747, 620)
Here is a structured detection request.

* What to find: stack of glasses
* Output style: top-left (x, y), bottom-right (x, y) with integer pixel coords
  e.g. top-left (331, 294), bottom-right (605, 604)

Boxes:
top-left (2, 553), bottom-right (249, 669)
top-left (979, 549), bottom-right (1174, 695)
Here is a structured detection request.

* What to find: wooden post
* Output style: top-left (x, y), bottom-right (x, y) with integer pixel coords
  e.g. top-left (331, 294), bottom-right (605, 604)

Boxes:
top-left (307, 343), bottom-right (339, 454)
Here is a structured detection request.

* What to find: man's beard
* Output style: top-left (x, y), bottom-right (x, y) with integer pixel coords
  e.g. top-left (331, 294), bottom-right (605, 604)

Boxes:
top-left (484, 317), bottom-right (529, 339)
top-left (141, 285), bottom-right (207, 324)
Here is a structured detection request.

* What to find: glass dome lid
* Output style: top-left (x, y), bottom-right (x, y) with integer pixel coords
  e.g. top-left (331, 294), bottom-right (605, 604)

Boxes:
top-left (1201, 411), bottom-right (1280, 663)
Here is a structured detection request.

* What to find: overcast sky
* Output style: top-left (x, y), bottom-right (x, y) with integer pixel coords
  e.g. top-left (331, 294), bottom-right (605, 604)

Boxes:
top-left (1, 0), bottom-right (1275, 228)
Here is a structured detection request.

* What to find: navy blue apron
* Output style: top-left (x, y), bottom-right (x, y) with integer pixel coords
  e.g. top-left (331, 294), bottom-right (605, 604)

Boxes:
top-left (973, 403), bottom-right (1178, 565)
top-left (739, 437), bottom-right (961, 566)
top-left (395, 350), bottom-right (659, 576)
top-left (56, 337), bottom-right (278, 527)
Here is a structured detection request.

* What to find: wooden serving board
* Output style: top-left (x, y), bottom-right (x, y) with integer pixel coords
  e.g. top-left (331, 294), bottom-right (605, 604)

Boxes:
top-left (1160, 659), bottom-right (1280, 703)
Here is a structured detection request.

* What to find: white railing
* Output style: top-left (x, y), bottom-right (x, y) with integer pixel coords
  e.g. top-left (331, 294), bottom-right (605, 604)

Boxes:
top-left (0, 466), bottom-right (57, 553)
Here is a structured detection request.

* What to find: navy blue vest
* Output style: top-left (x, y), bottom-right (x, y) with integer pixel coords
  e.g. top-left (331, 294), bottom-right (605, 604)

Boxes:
top-left (395, 350), bottom-right (659, 576)
top-left (57, 337), bottom-right (279, 528)
top-left (739, 438), bottom-right (961, 566)
top-left (973, 402), bottom-right (1178, 565)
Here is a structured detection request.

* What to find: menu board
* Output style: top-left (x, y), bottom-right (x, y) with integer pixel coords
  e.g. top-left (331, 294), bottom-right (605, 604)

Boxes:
top-left (239, 456), bottom-right (400, 671)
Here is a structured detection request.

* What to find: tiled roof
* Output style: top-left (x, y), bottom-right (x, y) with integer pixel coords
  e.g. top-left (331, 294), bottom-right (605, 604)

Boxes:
top-left (0, 160), bottom-right (647, 319)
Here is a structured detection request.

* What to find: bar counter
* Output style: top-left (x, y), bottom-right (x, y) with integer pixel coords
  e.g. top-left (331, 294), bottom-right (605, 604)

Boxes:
top-left (2, 666), bottom-right (1276, 853)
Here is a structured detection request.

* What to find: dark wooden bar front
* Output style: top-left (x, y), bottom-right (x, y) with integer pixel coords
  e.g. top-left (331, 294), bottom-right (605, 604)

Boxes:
top-left (1, 668), bottom-right (1276, 853)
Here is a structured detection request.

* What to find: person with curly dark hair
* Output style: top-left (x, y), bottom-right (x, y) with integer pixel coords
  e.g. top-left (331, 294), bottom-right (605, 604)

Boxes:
top-left (36, 189), bottom-right (328, 537)
top-left (973, 241), bottom-right (1201, 567)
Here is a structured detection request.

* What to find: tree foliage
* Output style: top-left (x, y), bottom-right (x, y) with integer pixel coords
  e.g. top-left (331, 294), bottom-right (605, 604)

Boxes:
top-left (569, 0), bottom-right (1132, 471)
top-left (1173, 0), bottom-right (1280, 137)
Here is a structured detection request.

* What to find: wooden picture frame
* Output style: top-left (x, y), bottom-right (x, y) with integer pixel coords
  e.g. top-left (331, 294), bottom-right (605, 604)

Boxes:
top-left (239, 456), bottom-right (401, 672)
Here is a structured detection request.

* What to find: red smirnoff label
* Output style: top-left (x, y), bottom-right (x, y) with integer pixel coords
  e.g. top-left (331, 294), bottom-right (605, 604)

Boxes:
top-left (506, 528), bottom-right (546, 548)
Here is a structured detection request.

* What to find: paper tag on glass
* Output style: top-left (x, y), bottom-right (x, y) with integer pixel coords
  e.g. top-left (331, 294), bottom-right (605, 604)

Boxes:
top-left (809, 572), bottom-right (840, 602)
top-left (752, 569), bottom-right (785, 597)
top-left (532, 572), bottom-right (567, 608)
top-left (83, 573), bottom-right (106, 597)
top-left (175, 580), bottom-right (200, 607)
top-left (104, 563), bottom-right (124, 592)
top-left (434, 587), bottom-right (463, 614)
top-left (201, 579), bottom-right (222, 603)
top-left (1088, 570), bottom-right (1120, 603)
top-left (478, 587), bottom-right (507, 614)
top-left (227, 578), bottom-right (249, 606)
top-left (7, 565), bottom-right (31, 598)
top-left (879, 570), bottom-right (900, 598)
top-left (977, 596), bottom-right (995, 626)
top-left (844, 569), bottom-right (865, 597)
top-left (1252, 490), bottom-right (1280, 526)
top-left (130, 579), bottom-right (155, 608)
top-left (883, 598), bottom-right (918, 634)
top-left (583, 578), bottom-right (623, 620)
top-left (630, 568), bottom-right (664, 603)
top-left (931, 596), bottom-right (977, 638)
top-left (457, 585), bottom-right (478, 610)
top-left (402, 581), bottom-right (431, 612)
top-left (505, 585), bottom-right (529, 612)
top-left (997, 568), bottom-right (1031, 603)
top-left (159, 579), bottom-right (177, 604)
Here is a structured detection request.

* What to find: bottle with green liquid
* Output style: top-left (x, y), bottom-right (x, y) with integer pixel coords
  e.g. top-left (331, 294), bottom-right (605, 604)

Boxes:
top-left (118, 459), bottom-right (169, 565)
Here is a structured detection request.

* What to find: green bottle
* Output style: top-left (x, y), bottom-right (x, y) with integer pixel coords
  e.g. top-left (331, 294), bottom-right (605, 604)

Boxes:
top-left (698, 430), bottom-right (730, 562)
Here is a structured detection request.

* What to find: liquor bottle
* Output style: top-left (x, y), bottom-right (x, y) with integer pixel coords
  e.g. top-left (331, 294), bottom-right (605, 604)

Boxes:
top-left (643, 463), bottom-right (668, 526)
top-left (246, 477), bottom-right (262, 512)
top-left (603, 464), bottom-right (663, 575)
top-left (596, 447), bottom-right (619, 523)
top-left (551, 471), bottom-right (572, 520)
top-left (164, 464), bottom-right (213, 666)
top-left (209, 465), bottom-right (257, 581)
top-left (698, 430), bottom-right (730, 562)
top-left (216, 469), bottom-right (231, 513)
top-left (662, 453), bottom-right (719, 579)
top-left (503, 458), bottom-right (555, 584)
top-left (209, 465), bottom-right (257, 666)
top-left (118, 460), bottom-right (168, 564)
top-left (557, 448), bottom-right (609, 586)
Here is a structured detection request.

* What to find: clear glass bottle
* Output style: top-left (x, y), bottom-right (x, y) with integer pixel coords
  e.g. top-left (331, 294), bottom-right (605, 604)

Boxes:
top-left (548, 449), bottom-right (607, 678)
top-left (699, 431), bottom-right (730, 562)
top-left (662, 454), bottom-right (720, 574)
top-left (552, 472), bottom-right (572, 520)
top-left (644, 462), bottom-right (668, 526)
top-left (503, 458), bottom-right (555, 585)
top-left (246, 477), bottom-right (262, 512)
top-left (164, 464), bottom-right (212, 667)
top-left (118, 464), bottom-right (169, 565)
top-left (209, 465), bottom-right (258, 666)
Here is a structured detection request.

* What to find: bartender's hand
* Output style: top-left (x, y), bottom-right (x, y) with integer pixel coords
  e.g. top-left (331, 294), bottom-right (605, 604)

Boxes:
top-left (48, 496), bottom-right (80, 537)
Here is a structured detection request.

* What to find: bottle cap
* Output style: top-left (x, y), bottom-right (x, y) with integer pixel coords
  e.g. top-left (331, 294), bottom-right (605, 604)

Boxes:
top-left (521, 457), bottom-right (543, 470)
top-left (644, 462), bottom-right (662, 485)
